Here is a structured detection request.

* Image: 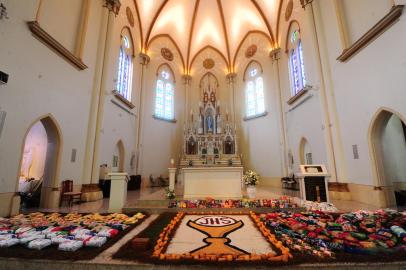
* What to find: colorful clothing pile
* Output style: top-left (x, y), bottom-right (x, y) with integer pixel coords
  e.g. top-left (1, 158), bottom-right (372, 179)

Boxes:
top-left (299, 200), bottom-right (338, 212)
top-left (0, 212), bottom-right (145, 251)
top-left (168, 197), bottom-right (298, 209)
top-left (260, 209), bottom-right (406, 258)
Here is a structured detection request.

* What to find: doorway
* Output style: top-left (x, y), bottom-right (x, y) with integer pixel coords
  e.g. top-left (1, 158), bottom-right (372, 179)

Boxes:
top-left (370, 109), bottom-right (406, 207)
top-left (113, 140), bottom-right (125, 172)
top-left (18, 115), bottom-right (61, 209)
top-left (299, 137), bottom-right (313, 165)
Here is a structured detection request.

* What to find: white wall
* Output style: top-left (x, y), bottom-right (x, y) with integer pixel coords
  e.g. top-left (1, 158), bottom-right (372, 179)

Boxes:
top-left (97, 4), bottom-right (140, 176)
top-left (0, 0), bottom-right (104, 194)
top-left (138, 38), bottom-right (185, 179)
top-left (234, 34), bottom-right (284, 180)
top-left (317, 0), bottom-right (406, 186)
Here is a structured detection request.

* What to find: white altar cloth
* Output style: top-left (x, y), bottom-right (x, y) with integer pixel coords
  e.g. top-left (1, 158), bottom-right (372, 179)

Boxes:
top-left (181, 166), bottom-right (243, 199)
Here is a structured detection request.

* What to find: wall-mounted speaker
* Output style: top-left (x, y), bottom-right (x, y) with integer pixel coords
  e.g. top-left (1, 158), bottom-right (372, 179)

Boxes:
top-left (0, 71), bottom-right (9, 84)
top-left (71, 149), bottom-right (77, 163)
top-left (0, 111), bottom-right (6, 139)
top-left (352, 144), bottom-right (359, 159)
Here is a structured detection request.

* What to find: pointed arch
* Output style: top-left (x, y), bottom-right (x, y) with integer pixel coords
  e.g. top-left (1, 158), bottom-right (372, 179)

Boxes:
top-left (285, 20), bottom-right (301, 53)
top-left (243, 60), bottom-right (263, 82)
top-left (216, 0), bottom-right (231, 67)
top-left (232, 30), bottom-right (272, 69)
top-left (276, 0), bottom-right (285, 43)
top-left (132, 0), bottom-right (144, 50)
top-left (147, 34), bottom-right (186, 72)
top-left (199, 72), bottom-right (219, 88)
top-left (156, 63), bottom-right (176, 83)
top-left (368, 107), bottom-right (406, 188)
top-left (189, 45), bottom-right (229, 72)
top-left (115, 139), bottom-right (125, 172)
top-left (144, 0), bottom-right (170, 49)
top-left (186, 0), bottom-right (200, 71)
top-left (16, 114), bottom-right (63, 209)
top-left (120, 26), bottom-right (136, 57)
top-left (250, 0), bottom-right (276, 47)
top-left (299, 137), bottom-right (312, 165)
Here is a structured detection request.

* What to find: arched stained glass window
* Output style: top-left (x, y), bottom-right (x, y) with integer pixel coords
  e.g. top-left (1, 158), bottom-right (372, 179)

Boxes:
top-left (154, 67), bottom-right (175, 121)
top-left (245, 61), bottom-right (265, 118)
top-left (116, 32), bottom-right (133, 101)
top-left (289, 28), bottom-right (306, 96)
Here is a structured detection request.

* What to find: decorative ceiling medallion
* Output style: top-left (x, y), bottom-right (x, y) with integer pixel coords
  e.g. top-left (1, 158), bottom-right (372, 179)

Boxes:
top-left (203, 58), bottom-right (215, 69)
top-left (285, 0), bottom-right (294, 21)
top-left (126, 7), bottom-right (134, 27)
top-left (245, 44), bottom-right (257, 58)
top-left (161, 48), bottom-right (174, 61)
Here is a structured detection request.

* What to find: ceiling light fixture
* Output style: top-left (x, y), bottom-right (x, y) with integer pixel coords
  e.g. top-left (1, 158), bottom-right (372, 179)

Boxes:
top-left (300, 0), bottom-right (314, 9)
top-left (104, 0), bottom-right (121, 16)
top-left (0, 3), bottom-right (9, 20)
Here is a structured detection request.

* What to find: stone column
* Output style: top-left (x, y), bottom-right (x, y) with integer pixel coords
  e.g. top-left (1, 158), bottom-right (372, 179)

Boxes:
top-left (226, 72), bottom-right (237, 123)
top-left (182, 74), bottom-right (192, 123)
top-left (108, 172), bottom-right (128, 212)
top-left (308, 2), bottom-right (349, 188)
top-left (270, 48), bottom-right (289, 176)
top-left (226, 72), bottom-right (238, 155)
top-left (135, 53), bottom-right (150, 176)
top-left (168, 167), bottom-right (177, 192)
top-left (89, 1), bottom-right (121, 184)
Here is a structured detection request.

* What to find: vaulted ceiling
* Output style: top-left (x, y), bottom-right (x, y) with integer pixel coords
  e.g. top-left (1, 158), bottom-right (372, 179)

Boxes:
top-left (132, 0), bottom-right (284, 72)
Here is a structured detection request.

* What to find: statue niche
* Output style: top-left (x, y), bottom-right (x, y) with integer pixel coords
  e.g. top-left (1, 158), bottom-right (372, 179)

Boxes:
top-left (187, 136), bottom-right (197, 155)
top-left (224, 136), bottom-right (235, 155)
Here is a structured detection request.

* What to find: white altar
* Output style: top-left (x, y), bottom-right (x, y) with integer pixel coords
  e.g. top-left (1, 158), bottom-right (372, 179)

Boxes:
top-left (181, 166), bottom-right (243, 199)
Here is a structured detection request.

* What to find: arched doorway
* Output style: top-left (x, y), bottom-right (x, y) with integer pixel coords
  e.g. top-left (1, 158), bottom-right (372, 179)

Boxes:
top-left (369, 109), bottom-right (406, 207)
top-left (18, 115), bottom-right (62, 209)
top-left (299, 137), bottom-right (313, 165)
top-left (113, 140), bottom-right (125, 172)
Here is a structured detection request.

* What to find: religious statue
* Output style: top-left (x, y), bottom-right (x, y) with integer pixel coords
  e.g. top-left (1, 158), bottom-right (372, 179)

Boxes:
top-left (207, 114), bottom-right (213, 132)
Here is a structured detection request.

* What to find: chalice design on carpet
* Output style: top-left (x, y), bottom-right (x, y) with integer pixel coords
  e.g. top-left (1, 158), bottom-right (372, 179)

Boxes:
top-left (164, 214), bottom-right (276, 256)
top-left (186, 216), bottom-right (248, 255)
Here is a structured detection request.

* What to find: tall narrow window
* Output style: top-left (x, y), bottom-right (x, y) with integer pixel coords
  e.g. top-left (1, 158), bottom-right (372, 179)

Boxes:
top-left (116, 31), bottom-right (133, 101)
top-left (288, 28), bottom-right (306, 96)
top-left (245, 61), bottom-right (265, 118)
top-left (154, 66), bottom-right (175, 121)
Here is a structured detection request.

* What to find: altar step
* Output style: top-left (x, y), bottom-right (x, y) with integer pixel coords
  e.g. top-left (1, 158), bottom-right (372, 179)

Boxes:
top-left (122, 199), bottom-right (305, 214)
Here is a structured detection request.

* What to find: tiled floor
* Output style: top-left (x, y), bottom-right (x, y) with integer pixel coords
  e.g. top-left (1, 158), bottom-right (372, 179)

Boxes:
top-left (21, 183), bottom-right (391, 214)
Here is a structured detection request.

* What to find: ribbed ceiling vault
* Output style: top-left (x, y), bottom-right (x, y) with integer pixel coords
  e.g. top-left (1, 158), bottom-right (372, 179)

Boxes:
top-left (132, 0), bottom-right (284, 72)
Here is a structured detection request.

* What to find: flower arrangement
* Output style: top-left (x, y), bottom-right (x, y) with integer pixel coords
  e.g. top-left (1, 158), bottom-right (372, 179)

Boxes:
top-left (165, 188), bottom-right (176, 200)
top-left (243, 170), bottom-right (260, 186)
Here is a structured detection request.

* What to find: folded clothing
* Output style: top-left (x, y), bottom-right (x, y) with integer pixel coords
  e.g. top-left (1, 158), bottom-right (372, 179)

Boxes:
top-left (19, 234), bottom-right (46, 244)
top-left (70, 228), bottom-right (91, 236)
top-left (58, 240), bottom-right (83, 252)
top-left (0, 238), bottom-right (20, 248)
top-left (97, 228), bottom-right (118, 238)
top-left (51, 235), bottom-right (75, 245)
top-left (27, 238), bottom-right (52, 250)
top-left (83, 236), bottom-right (107, 247)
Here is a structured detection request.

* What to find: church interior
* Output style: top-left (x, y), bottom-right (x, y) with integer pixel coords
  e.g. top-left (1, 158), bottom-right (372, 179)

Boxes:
top-left (1, 0), bottom-right (406, 269)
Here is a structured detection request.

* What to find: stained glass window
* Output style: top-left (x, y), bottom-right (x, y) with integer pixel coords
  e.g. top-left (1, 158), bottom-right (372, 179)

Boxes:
top-left (116, 34), bottom-right (133, 101)
top-left (245, 63), bottom-right (265, 118)
top-left (289, 29), bottom-right (306, 96)
top-left (155, 68), bottom-right (175, 120)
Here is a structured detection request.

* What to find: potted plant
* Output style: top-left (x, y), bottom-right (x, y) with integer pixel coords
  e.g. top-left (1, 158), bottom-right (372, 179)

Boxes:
top-left (243, 170), bottom-right (260, 199)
